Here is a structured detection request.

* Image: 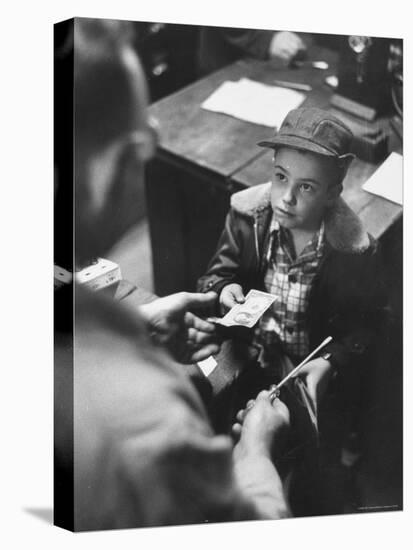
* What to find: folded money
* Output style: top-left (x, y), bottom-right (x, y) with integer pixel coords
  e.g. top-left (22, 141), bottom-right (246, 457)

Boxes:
top-left (214, 289), bottom-right (277, 329)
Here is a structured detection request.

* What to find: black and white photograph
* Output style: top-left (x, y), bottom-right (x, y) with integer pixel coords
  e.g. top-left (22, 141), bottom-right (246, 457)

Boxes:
top-left (2, 1), bottom-right (410, 548)
top-left (54, 15), bottom-right (403, 531)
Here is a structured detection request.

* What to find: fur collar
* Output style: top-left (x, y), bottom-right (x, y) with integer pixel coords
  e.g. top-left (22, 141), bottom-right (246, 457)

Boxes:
top-left (230, 182), bottom-right (370, 254)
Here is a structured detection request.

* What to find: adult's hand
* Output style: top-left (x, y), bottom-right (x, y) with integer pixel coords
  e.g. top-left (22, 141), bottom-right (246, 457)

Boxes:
top-left (219, 283), bottom-right (245, 315)
top-left (269, 31), bottom-right (306, 62)
top-left (232, 391), bottom-right (291, 519)
top-left (139, 291), bottom-right (221, 363)
top-left (233, 390), bottom-right (290, 459)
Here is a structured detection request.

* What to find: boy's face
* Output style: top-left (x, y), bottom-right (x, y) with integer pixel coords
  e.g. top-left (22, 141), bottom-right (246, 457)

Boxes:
top-left (270, 147), bottom-right (342, 232)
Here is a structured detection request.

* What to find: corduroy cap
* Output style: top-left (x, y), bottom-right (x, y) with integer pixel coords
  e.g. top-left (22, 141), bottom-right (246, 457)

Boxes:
top-left (258, 107), bottom-right (355, 159)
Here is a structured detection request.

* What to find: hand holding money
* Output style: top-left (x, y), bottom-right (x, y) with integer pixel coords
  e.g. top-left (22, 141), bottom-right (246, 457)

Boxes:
top-left (219, 283), bottom-right (246, 315)
top-left (215, 288), bottom-right (277, 329)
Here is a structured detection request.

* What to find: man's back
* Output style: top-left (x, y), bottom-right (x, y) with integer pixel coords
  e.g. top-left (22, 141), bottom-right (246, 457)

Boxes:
top-left (56, 287), bottom-right (256, 530)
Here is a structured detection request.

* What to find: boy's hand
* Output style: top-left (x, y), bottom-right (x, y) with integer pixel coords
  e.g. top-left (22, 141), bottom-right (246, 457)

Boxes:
top-left (292, 357), bottom-right (333, 413)
top-left (219, 283), bottom-right (245, 315)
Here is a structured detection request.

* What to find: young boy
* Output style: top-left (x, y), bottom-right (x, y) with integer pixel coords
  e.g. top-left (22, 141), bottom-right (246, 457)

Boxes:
top-left (198, 108), bottom-right (386, 413)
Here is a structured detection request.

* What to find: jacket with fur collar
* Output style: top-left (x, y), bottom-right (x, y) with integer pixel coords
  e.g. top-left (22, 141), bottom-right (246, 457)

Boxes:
top-left (198, 182), bottom-right (386, 370)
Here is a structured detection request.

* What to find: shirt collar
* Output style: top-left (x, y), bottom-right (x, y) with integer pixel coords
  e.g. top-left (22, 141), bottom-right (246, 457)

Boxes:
top-left (315, 220), bottom-right (325, 257)
top-left (269, 217), bottom-right (326, 260)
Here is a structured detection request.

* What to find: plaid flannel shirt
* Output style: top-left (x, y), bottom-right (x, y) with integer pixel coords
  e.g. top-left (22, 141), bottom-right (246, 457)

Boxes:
top-left (255, 217), bottom-right (325, 367)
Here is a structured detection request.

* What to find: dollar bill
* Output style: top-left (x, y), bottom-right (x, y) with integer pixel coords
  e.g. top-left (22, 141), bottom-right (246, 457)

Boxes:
top-left (217, 289), bottom-right (277, 328)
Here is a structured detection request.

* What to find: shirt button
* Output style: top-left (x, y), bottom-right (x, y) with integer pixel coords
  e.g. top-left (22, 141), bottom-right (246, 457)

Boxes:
top-left (289, 274), bottom-right (297, 284)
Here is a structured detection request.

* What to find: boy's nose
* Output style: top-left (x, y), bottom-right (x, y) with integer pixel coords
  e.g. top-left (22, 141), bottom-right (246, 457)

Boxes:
top-left (282, 187), bottom-right (296, 206)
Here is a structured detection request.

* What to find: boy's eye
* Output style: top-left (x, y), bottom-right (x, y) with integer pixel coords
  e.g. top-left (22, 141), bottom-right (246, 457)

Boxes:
top-left (300, 183), bottom-right (314, 193)
top-left (274, 172), bottom-right (287, 183)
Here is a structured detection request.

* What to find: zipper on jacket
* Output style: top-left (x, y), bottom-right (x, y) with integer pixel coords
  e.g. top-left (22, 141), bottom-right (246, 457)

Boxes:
top-left (253, 209), bottom-right (273, 274)
top-left (253, 219), bottom-right (260, 265)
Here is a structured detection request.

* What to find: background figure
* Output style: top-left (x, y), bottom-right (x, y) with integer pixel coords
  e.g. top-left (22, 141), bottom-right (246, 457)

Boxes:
top-left (198, 26), bottom-right (311, 75)
top-left (54, 17), bottom-right (291, 531)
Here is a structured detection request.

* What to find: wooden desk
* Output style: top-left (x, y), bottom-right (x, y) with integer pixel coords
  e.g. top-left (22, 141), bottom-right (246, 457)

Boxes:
top-left (148, 46), bottom-right (337, 177)
top-left (146, 46), bottom-right (402, 295)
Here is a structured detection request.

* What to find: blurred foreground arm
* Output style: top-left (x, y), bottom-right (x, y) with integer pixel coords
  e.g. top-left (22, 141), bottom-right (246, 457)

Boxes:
top-left (72, 294), bottom-right (290, 527)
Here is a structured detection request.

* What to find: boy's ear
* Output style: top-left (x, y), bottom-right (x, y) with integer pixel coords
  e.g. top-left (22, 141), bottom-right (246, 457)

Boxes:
top-left (327, 156), bottom-right (353, 202)
top-left (327, 182), bottom-right (343, 202)
top-left (340, 156), bottom-right (354, 179)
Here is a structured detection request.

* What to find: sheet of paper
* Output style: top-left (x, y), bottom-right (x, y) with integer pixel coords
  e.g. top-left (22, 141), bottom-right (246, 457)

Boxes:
top-left (201, 77), bottom-right (305, 128)
top-left (362, 152), bottom-right (403, 205)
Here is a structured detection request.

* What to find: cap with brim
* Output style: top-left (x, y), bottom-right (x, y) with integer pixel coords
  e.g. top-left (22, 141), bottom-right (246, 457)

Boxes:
top-left (258, 136), bottom-right (354, 160)
top-left (257, 107), bottom-right (355, 160)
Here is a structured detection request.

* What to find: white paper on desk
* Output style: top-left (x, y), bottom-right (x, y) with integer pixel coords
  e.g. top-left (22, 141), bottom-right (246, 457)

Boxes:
top-left (362, 152), bottom-right (403, 206)
top-left (201, 78), bottom-right (305, 128)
